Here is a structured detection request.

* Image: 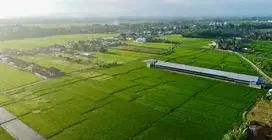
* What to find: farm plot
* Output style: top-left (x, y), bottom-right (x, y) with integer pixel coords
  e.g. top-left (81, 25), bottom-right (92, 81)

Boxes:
top-left (0, 128), bottom-right (13, 140)
top-left (0, 63), bottom-right (42, 91)
top-left (168, 48), bottom-right (258, 75)
top-left (113, 46), bottom-right (168, 54)
top-left (124, 41), bottom-right (174, 49)
top-left (157, 34), bottom-right (214, 48)
top-left (92, 49), bottom-right (153, 64)
top-left (0, 62), bottom-right (265, 140)
top-left (16, 54), bottom-right (92, 73)
top-left (246, 54), bottom-right (272, 77)
top-left (0, 34), bottom-right (119, 50)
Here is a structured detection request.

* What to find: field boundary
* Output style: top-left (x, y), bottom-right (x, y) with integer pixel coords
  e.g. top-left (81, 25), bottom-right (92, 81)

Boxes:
top-left (0, 80), bottom-right (47, 94)
top-left (235, 52), bottom-right (272, 83)
top-left (0, 107), bottom-right (44, 140)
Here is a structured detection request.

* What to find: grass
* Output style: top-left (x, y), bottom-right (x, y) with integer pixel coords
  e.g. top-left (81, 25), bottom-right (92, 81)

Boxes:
top-left (0, 34), bottom-right (119, 50)
top-left (0, 128), bottom-right (13, 140)
top-left (92, 49), bottom-right (154, 64)
top-left (0, 63), bottom-right (42, 91)
top-left (16, 54), bottom-right (93, 73)
top-left (16, 49), bottom-right (153, 73)
top-left (166, 48), bottom-right (258, 75)
top-left (113, 46), bottom-right (167, 54)
top-left (0, 61), bottom-right (266, 140)
top-left (157, 34), bottom-right (214, 48)
top-left (124, 41), bottom-right (174, 49)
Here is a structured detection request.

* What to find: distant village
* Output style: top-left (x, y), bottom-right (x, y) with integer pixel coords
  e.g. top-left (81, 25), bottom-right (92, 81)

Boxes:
top-left (0, 35), bottom-right (155, 79)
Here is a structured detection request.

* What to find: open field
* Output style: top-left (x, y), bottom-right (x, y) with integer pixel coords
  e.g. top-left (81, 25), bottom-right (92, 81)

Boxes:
top-left (0, 63), bottom-right (42, 91)
top-left (124, 41), bottom-right (174, 49)
top-left (157, 34), bottom-right (214, 48)
top-left (0, 62), bottom-right (265, 140)
top-left (113, 46), bottom-right (168, 54)
top-left (249, 41), bottom-right (272, 58)
top-left (0, 128), bottom-right (13, 140)
top-left (92, 49), bottom-right (154, 64)
top-left (17, 54), bottom-right (93, 73)
top-left (165, 48), bottom-right (258, 75)
top-left (247, 99), bottom-right (272, 127)
top-left (16, 49), bottom-right (153, 73)
top-left (246, 54), bottom-right (272, 77)
top-left (0, 34), bottom-right (119, 50)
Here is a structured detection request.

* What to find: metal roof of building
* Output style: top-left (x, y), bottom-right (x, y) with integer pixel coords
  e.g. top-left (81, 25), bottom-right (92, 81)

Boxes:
top-left (155, 60), bottom-right (259, 82)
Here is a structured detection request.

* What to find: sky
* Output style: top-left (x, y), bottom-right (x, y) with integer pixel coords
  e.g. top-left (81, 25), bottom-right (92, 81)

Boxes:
top-left (0, 0), bottom-right (271, 18)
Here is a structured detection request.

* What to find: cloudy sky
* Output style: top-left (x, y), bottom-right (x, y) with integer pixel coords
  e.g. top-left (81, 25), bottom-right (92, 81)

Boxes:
top-left (0, 0), bottom-right (271, 18)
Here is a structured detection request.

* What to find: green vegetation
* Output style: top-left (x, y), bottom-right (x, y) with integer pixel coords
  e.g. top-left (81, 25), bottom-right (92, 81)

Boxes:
top-left (0, 63), bottom-right (42, 91)
top-left (113, 46), bottom-right (168, 54)
top-left (124, 41), bottom-right (174, 49)
top-left (17, 54), bottom-right (93, 73)
top-left (157, 34), bottom-right (214, 48)
top-left (244, 41), bottom-right (272, 77)
top-left (0, 128), bottom-right (13, 140)
top-left (0, 34), bottom-right (119, 50)
top-left (92, 49), bottom-right (153, 64)
top-left (166, 48), bottom-right (258, 75)
top-left (0, 62), bottom-right (265, 140)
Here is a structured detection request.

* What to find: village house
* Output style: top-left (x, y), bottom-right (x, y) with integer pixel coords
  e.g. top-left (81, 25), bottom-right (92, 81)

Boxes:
top-left (81, 52), bottom-right (92, 58)
top-left (48, 45), bottom-right (67, 52)
top-left (135, 37), bottom-right (146, 43)
top-left (0, 56), bottom-right (8, 63)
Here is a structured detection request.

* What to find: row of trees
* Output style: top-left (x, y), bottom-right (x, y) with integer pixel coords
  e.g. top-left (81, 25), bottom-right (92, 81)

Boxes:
top-left (71, 40), bottom-right (109, 53)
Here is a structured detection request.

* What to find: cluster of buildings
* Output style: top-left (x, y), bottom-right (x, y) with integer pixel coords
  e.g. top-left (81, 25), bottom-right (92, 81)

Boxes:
top-left (0, 56), bottom-right (64, 79)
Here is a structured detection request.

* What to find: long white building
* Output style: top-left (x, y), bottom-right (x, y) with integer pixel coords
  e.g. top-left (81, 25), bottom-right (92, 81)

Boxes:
top-left (144, 59), bottom-right (261, 86)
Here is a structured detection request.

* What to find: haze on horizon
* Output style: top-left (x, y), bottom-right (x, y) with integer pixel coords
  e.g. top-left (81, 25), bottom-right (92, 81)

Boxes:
top-left (0, 0), bottom-right (271, 18)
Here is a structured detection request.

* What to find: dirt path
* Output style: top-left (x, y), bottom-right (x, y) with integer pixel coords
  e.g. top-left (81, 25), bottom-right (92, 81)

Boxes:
top-left (0, 80), bottom-right (47, 94)
top-left (0, 107), bottom-right (44, 140)
top-left (235, 52), bottom-right (272, 83)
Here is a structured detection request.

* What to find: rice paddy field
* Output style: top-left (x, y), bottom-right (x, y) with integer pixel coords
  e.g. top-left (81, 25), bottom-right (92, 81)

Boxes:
top-left (0, 63), bottom-right (42, 91)
top-left (244, 41), bottom-right (272, 77)
top-left (16, 49), bottom-right (153, 73)
top-left (157, 34), bottom-right (214, 48)
top-left (0, 61), bottom-right (266, 140)
top-left (0, 34), bottom-right (119, 50)
top-left (92, 49), bottom-right (153, 64)
top-left (249, 41), bottom-right (272, 58)
top-left (166, 48), bottom-right (258, 76)
top-left (0, 128), bottom-right (13, 140)
top-left (124, 41), bottom-right (174, 49)
top-left (16, 54), bottom-right (93, 73)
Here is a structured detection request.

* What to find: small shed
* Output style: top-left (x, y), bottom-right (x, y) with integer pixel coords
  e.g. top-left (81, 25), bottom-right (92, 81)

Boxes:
top-left (144, 59), bottom-right (157, 68)
top-left (268, 89), bottom-right (272, 95)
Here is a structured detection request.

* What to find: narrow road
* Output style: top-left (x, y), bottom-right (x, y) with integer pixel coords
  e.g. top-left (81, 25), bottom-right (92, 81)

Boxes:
top-left (0, 107), bottom-right (45, 140)
top-left (0, 80), bottom-right (47, 94)
top-left (234, 52), bottom-right (272, 83)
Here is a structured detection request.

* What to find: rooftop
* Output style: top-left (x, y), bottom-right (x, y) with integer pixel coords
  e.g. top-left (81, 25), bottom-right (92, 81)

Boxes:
top-left (153, 60), bottom-right (259, 82)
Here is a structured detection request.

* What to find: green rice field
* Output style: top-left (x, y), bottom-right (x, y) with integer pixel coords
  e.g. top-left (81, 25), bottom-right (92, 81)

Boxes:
top-left (0, 128), bottom-right (13, 140)
top-left (92, 49), bottom-right (153, 64)
top-left (0, 63), bottom-right (42, 91)
top-left (17, 54), bottom-right (93, 73)
top-left (0, 62), bottom-right (265, 140)
top-left (157, 34), bottom-right (214, 48)
top-left (0, 34), bottom-right (119, 50)
top-left (166, 48), bottom-right (258, 75)
top-left (124, 41), bottom-right (174, 49)
top-left (16, 49), bottom-right (153, 73)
